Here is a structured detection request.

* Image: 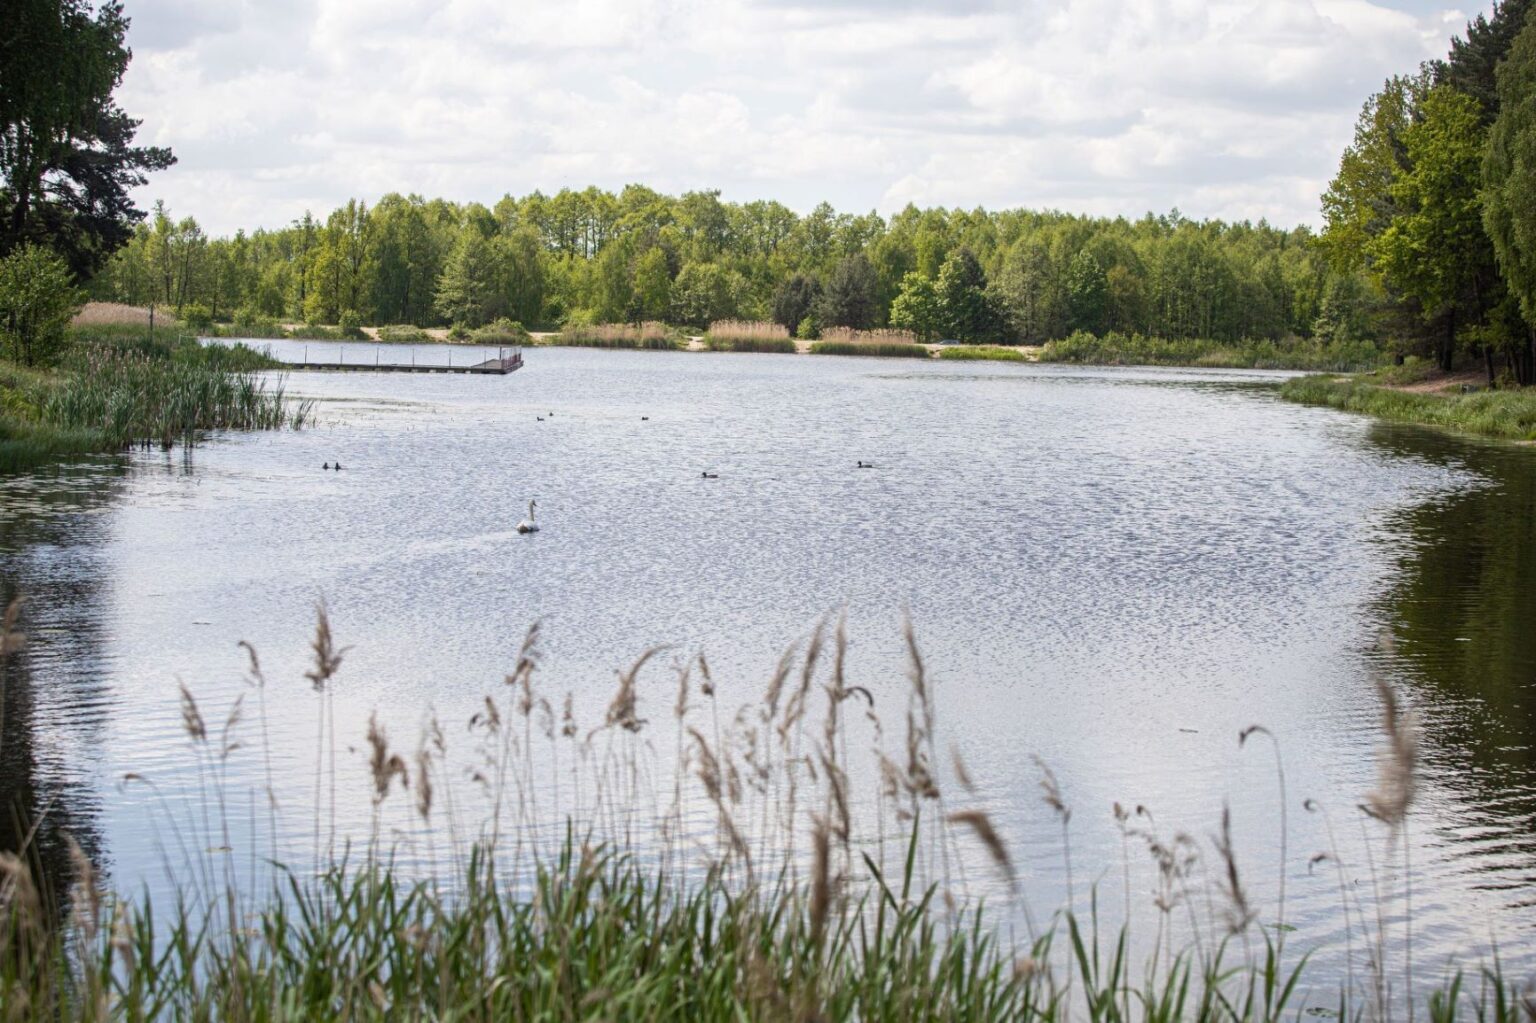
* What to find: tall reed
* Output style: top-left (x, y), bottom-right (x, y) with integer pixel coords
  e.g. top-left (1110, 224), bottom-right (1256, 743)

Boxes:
top-left (0, 603), bottom-right (1530, 1021)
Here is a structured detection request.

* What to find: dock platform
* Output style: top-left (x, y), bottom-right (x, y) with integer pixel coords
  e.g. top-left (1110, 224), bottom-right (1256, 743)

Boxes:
top-left (281, 349), bottom-right (523, 375)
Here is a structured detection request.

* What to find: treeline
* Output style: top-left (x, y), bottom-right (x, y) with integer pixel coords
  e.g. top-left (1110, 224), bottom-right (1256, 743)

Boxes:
top-left (1322, 0), bottom-right (1536, 381)
top-left (90, 191), bottom-right (1364, 347)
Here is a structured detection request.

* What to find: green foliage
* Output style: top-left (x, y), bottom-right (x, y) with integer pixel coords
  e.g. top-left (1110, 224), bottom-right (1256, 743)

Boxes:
top-left (935, 248), bottom-right (1004, 342)
top-left (1041, 330), bottom-right (1385, 371)
top-left (937, 345), bottom-right (1028, 361)
top-left (1281, 374), bottom-right (1536, 440)
top-left (1482, 13), bottom-right (1536, 326)
top-left (796, 314), bottom-right (819, 340)
top-left (772, 273), bottom-right (822, 333)
top-left (889, 272), bottom-right (942, 341)
top-left (818, 254), bottom-right (880, 329)
top-left (471, 318), bottom-right (532, 344)
top-left (1368, 86), bottom-right (1495, 368)
top-left (0, 0), bottom-right (175, 277)
top-left (377, 324), bottom-right (431, 344)
top-left (0, 243), bottom-right (81, 366)
top-left (180, 302), bottom-right (213, 330)
top-left (670, 262), bottom-right (746, 327)
top-left (810, 341), bottom-right (931, 358)
top-left (1066, 250), bottom-right (1108, 334)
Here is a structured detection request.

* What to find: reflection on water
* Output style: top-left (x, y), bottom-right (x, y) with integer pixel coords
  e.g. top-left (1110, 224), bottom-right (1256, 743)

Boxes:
top-left (0, 351), bottom-right (1532, 986)
top-left (0, 460), bottom-right (126, 907)
top-left (1369, 426), bottom-right (1536, 913)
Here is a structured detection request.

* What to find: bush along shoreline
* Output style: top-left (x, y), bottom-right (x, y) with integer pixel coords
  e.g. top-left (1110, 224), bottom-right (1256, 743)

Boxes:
top-left (0, 605), bottom-right (1531, 1020)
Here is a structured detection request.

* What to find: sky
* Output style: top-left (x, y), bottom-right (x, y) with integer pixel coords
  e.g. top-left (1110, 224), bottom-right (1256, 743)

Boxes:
top-left (116, 0), bottom-right (1477, 236)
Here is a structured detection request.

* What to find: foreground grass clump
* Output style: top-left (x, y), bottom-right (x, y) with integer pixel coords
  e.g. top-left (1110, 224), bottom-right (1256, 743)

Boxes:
top-left (1041, 331), bottom-right (1386, 372)
top-left (0, 604), bottom-right (1531, 1020)
top-left (704, 320), bottom-right (799, 353)
top-left (1280, 374), bottom-right (1536, 441)
top-left (938, 345), bottom-right (1029, 362)
top-left (557, 322), bottom-right (679, 349)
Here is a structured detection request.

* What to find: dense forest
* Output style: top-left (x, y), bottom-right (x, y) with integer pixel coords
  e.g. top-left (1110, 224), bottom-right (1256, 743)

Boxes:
top-left (88, 191), bottom-right (1355, 346)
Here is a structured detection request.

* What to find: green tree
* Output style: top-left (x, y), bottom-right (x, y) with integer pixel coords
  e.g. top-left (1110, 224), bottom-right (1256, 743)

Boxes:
top-left (888, 272), bottom-right (942, 340)
top-left (1370, 86), bottom-right (1495, 370)
top-left (0, 0), bottom-right (174, 276)
top-left (629, 246), bottom-right (671, 322)
top-left (934, 248), bottom-right (1000, 341)
top-left (1482, 11), bottom-right (1536, 380)
top-left (670, 262), bottom-right (743, 326)
top-left (435, 230), bottom-right (497, 327)
top-left (771, 273), bottom-right (822, 333)
top-left (0, 243), bottom-right (80, 366)
top-left (817, 254), bottom-right (878, 329)
top-left (1066, 250), bottom-right (1108, 334)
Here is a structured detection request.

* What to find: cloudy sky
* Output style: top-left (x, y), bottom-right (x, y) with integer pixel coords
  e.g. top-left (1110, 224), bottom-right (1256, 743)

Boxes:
top-left (117, 0), bottom-right (1473, 235)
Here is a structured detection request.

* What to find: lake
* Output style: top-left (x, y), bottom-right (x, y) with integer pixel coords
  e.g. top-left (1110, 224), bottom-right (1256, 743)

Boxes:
top-left (1, 344), bottom-right (1532, 988)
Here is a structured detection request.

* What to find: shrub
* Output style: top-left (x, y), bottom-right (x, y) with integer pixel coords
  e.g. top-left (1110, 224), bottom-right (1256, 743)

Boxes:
top-left (0, 244), bottom-right (81, 367)
top-left (447, 323), bottom-right (472, 342)
top-left (377, 324), bottom-right (432, 344)
top-left (181, 303), bottom-right (214, 330)
top-left (338, 311), bottom-right (366, 339)
top-left (819, 326), bottom-right (920, 346)
top-left (471, 318), bottom-right (532, 345)
top-left (1039, 330), bottom-right (1387, 372)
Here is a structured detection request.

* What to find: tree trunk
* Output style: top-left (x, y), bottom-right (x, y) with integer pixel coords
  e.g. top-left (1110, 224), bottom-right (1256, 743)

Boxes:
top-left (1440, 310), bottom-right (1456, 373)
top-left (1485, 346), bottom-right (1496, 386)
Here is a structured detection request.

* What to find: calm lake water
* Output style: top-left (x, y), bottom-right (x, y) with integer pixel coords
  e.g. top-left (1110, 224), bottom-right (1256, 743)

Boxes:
top-left (2, 345), bottom-right (1532, 985)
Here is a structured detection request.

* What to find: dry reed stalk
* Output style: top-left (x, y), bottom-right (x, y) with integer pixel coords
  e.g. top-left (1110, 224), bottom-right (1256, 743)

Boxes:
top-left (1, 597), bottom-right (24, 656)
top-left (707, 320), bottom-right (790, 341)
top-left (70, 301), bottom-right (158, 326)
top-left (1212, 805), bottom-right (1255, 935)
top-left (948, 809), bottom-right (1015, 889)
top-left (178, 683), bottom-right (207, 744)
top-left (819, 326), bottom-right (920, 345)
top-left (366, 714), bottom-right (407, 805)
top-left (1363, 675), bottom-right (1418, 828)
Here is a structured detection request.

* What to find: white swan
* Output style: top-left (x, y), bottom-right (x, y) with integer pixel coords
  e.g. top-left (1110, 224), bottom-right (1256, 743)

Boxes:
top-left (516, 499), bottom-right (540, 533)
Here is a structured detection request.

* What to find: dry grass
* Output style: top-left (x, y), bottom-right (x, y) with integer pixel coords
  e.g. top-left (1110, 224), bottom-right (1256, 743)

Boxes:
top-left (69, 303), bottom-right (170, 328)
top-left (820, 326), bottom-right (920, 345)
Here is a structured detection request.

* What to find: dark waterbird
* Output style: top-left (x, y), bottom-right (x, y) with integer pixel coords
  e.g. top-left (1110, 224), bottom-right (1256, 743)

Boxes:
top-left (701, 472), bottom-right (718, 479)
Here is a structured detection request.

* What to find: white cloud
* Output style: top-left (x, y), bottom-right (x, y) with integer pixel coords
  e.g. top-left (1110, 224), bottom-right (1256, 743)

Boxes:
top-left (116, 0), bottom-right (1465, 233)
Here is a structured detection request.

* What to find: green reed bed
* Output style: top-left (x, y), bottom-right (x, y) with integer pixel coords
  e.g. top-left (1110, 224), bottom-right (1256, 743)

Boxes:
top-left (812, 341), bottom-right (933, 359)
top-left (0, 604), bottom-right (1531, 1021)
top-left (938, 346), bottom-right (1029, 362)
top-left (41, 349), bottom-right (313, 449)
top-left (1040, 331), bottom-right (1386, 372)
top-left (1281, 374), bottom-right (1536, 441)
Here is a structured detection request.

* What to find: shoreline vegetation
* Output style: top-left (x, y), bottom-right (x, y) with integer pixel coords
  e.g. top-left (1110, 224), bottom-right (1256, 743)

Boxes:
top-left (1281, 370), bottom-right (1536, 442)
top-left (0, 604), bottom-right (1531, 1020)
top-left (0, 304), bottom-right (312, 472)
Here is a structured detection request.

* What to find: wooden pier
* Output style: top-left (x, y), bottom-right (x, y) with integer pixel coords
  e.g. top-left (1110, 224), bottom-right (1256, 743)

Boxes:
top-left (282, 348), bottom-right (524, 375)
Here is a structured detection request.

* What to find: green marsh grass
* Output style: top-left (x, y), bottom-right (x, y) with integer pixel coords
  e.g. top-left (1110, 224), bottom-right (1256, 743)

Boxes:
top-left (938, 346), bottom-right (1029, 362)
top-left (1280, 374), bottom-right (1536, 441)
top-left (376, 324), bottom-right (433, 344)
top-left (812, 341), bottom-right (933, 358)
top-left (1041, 332), bottom-right (1386, 372)
top-left (1, 601), bottom-right (1529, 1020)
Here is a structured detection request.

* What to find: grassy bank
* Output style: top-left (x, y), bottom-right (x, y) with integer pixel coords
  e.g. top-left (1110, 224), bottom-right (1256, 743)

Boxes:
top-left (1281, 374), bottom-right (1536, 441)
top-left (0, 324), bottom-right (311, 471)
top-left (1, 604), bottom-right (1529, 1020)
top-left (811, 341), bottom-right (932, 358)
top-left (1041, 331), bottom-right (1386, 372)
top-left (938, 345), bottom-right (1030, 362)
